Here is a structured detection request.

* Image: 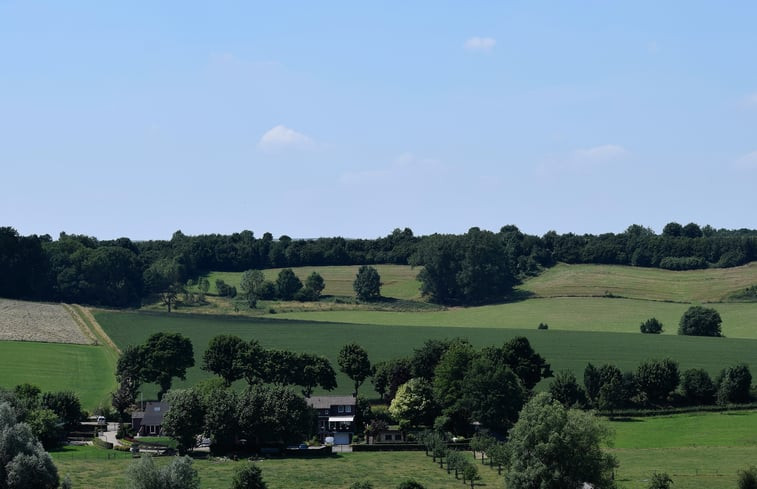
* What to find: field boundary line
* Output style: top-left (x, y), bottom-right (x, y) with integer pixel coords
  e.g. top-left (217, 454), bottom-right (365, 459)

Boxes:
top-left (62, 303), bottom-right (98, 345)
top-left (73, 305), bottom-right (121, 355)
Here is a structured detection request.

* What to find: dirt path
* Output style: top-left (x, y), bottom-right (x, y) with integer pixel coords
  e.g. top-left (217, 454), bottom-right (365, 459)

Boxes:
top-left (71, 305), bottom-right (121, 355)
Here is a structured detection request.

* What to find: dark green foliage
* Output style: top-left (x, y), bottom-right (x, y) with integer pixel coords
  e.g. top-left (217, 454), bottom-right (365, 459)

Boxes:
top-left (200, 384), bottom-right (238, 454)
top-left (215, 279), bottom-right (237, 298)
top-left (40, 391), bottom-right (81, 431)
top-left (236, 384), bottom-right (313, 445)
top-left (396, 480), bottom-right (426, 489)
top-left (409, 338), bottom-right (456, 381)
top-left (349, 481), bottom-right (373, 489)
top-left (647, 472), bottom-right (673, 489)
top-left (202, 335), bottom-right (246, 386)
top-left (678, 306), bottom-right (723, 337)
top-left (304, 271), bottom-right (326, 300)
top-left (338, 343), bottom-right (372, 397)
top-left (240, 340), bottom-right (266, 385)
top-left (140, 332), bottom-right (195, 400)
top-left (738, 466), bottom-right (757, 489)
top-left (496, 336), bottom-right (553, 390)
top-left (716, 364), bottom-right (753, 405)
top-left (681, 368), bottom-right (716, 404)
top-left (640, 317), bottom-right (663, 334)
top-left (239, 270), bottom-right (265, 301)
top-left (25, 409), bottom-right (63, 450)
top-left (372, 358), bottom-right (412, 402)
top-left (461, 355), bottom-right (526, 433)
top-left (549, 371), bottom-right (586, 408)
top-left (275, 268), bottom-right (302, 300)
top-left (505, 393), bottom-right (617, 489)
top-left (231, 462), bottom-right (267, 489)
top-left (659, 256), bottom-right (707, 270)
top-left (662, 222), bottom-right (683, 237)
top-left (353, 265), bottom-right (381, 301)
top-left (635, 358), bottom-right (679, 406)
top-left (0, 402), bottom-right (59, 489)
top-left (162, 389), bottom-right (205, 454)
top-left (537, 322), bottom-right (549, 330)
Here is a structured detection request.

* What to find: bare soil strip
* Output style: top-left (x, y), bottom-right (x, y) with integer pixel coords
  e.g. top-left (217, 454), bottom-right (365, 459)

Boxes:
top-left (74, 305), bottom-right (121, 355)
top-left (0, 298), bottom-right (89, 344)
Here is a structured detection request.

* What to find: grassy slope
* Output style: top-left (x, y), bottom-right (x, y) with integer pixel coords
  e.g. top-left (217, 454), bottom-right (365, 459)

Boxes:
top-left (96, 310), bottom-right (757, 399)
top-left (0, 341), bottom-right (115, 410)
top-left (518, 262), bottom-right (757, 303)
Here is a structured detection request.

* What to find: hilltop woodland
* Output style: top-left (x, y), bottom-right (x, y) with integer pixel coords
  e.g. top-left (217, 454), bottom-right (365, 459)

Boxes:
top-left (2, 222), bottom-right (757, 308)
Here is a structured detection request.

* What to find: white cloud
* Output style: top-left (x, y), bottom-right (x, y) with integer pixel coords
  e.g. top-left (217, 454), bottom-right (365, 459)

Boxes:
top-left (735, 151), bottom-right (757, 169)
top-left (464, 37), bottom-right (496, 52)
top-left (340, 153), bottom-right (444, 185)
top-left (573, 144), bottom-right (628, 163)
top-left (258, 125), bottom-right (314, 152)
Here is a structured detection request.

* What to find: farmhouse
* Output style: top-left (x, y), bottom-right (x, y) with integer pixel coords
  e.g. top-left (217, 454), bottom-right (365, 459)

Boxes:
top-left (306, 395), bottom-right (356, 445)
top-left (131, 401), bottom-right (169, 436)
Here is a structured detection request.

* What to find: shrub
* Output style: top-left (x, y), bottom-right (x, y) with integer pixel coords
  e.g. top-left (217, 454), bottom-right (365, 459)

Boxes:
top-left (716, 364), bottom-right (752, 405)
top-left (537, 322), bottom-right (549, 330)
top-left (647, 472), bottom-right (673, 489)
top-left (738, 466), bottom-right (757, 489)
top-left (396, 480), bottom-right (426, 489)
top-left (640, 318), bottom-right (663, 334)
top-left (681, 368), bottom-right (716, 405)
top-left (231, 462), bottom-right (267, 489)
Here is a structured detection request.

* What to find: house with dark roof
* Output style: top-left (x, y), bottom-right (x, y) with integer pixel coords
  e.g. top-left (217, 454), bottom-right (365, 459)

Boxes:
top-left (131, 402), bottom-right (169, 436)
top-left (306, 395), bottom-right (356, 445)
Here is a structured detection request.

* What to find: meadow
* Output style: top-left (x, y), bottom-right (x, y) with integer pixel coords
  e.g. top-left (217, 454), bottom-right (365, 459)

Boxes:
top-left (0, 341), bottom-right (116, 409)
top-left (95, 310), bottom-right (757, 399)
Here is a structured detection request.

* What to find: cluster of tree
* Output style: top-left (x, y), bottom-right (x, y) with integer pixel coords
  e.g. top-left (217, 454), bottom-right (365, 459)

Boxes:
top-left (0, 385), bottom-right (83, 450)
top-left (548, 360), bottom-right (752, 411)
top-left (3, 222), bottom-right (757, 307)
top-left (376, 336), bottom-right (552, 434)
top-left (201, 334), bottom-right (337, 397)
top-left (0, 401), bottom-right (71, 489)
top-left (161, 382), bottom-right (314, 454)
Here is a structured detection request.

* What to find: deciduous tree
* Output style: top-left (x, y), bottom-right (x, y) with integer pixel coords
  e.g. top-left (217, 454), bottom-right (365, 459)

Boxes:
top-left (338, 343), bottom-right (372, 398)
top-left (678, 306), bottom-right (723, 337)
top-left (141, 332), bottom-right (195, 400)
top-left (353, 265), bottom-right (381, 301)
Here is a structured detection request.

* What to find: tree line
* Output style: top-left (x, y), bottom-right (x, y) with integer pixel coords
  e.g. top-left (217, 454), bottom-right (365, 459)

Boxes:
top-left (3, 221), bottom-right (757, 307)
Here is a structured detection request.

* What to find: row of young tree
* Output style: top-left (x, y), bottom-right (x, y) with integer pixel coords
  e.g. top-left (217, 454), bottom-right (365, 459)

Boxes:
top-left (3, 221), bottom-right (757, 307)
top-left (548, 360), bottom-right (753, 411)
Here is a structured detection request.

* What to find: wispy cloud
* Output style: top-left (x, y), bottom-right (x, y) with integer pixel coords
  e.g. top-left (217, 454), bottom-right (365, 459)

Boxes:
top-left (258, 125), bottom-right (314, 152)
top-left (464, 37), bottom-right (496, 52)
top-left (573, 144), bottom-right (628, 163)
top-left (341, 153), bottom-right (444, 185)
top-left (743, 92), bottom-right (757, 108)
top-left (734, 150), bottom-right (757, 169)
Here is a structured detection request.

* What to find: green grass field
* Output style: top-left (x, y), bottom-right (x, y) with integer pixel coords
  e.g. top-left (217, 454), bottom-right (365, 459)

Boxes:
top-left (0, 341), bottom-right (116, 410)
top-left (608, 410), bottom-right (757, 489)
top-left (95, 310), bottom-right (757, 399)
top-left (205, 265), bottom-right (423, 300)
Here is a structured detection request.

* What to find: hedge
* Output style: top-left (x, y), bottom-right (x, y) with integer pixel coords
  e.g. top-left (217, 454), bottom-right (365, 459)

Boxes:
top-left (352, 442), bottom-right (470, 452)
top-left (93, 438), bottom-right (113, 450)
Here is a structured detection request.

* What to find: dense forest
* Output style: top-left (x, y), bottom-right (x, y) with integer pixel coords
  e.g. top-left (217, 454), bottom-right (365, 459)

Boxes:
top-left (2, 223), bottom-right (757, 307)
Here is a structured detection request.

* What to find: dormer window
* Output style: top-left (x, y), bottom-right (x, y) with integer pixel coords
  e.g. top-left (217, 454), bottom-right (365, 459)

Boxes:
top-left (338, 405), bottom-right (345, 413)
top-left (345, 405), bottom-right (352, 413)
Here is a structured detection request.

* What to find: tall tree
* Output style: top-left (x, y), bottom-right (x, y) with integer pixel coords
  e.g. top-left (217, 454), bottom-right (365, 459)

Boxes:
top-left (162, 389), bottom-right (205, 455)
top-left (505, 393), bottom-right (618, 489)
top-left (338, 343), bottom-right (372, 398)
top-left (202, 335), bottom-right (246, 386)
top-left (141, 332), bottom-right (195, 400)
top-left (275, 268), bottom-right (302, 300)
top-left (353, 265), bottom-right (381, 301)
top-left (635, 358), bottom-right (680, 406)
top-left (678, 306), bottom-right (723, 337)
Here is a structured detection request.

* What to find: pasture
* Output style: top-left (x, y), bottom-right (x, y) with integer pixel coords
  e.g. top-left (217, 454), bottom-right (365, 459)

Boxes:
top-left (95, 310), bottom-right (757, 399)
top-left (0, 341), bottom-right (116, 410)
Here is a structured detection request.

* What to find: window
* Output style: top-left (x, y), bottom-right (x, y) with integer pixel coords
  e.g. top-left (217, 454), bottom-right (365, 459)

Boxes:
top-left (395, 434), bottom-right (402, 441)
top-left (150, 425), bottom-right (156, 434)
top-left (338, 405), bottom-right (344, 413)
top-left (345, 405), bottom-right (352, 413)
top-left (384, 434), bottom-right (392, 441)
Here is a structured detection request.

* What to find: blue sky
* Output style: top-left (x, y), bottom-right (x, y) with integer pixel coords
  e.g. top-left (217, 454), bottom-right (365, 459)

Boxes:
top-left (2, 1), bottom-right (756, 240)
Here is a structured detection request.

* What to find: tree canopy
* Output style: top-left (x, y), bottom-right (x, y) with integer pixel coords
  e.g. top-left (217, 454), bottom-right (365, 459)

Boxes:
top-left (678, 306), bottom-right (723, 337)
top-left (353, 265), bottom-right (381, 301)
top-left (338, 343), bottom-right (372, 397)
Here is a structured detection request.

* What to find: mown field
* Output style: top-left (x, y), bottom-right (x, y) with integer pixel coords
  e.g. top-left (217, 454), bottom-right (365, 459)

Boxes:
top-left (0, 341), bottom-right (116, 410)
top-left (519, 262), bottom-right (757, 303)
top-left (95, 310), bottom-right (757, 399)
top-left (52, 410), bottom-right (757, 489)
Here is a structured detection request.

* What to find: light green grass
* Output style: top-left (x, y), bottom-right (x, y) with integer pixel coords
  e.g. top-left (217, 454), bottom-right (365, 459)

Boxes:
top-left (518, 262), bottom-right (757, 303)
top-left (274, 297), bottom-right (757, 339)
top-left (0, 341), bottom-right (116, 410)
top-left (95, 310), bottom-right (757, 399)
top-left (608, 410), bottom-right (757, 489)
top-left (204, 265), bottom-right (423, 300)
top-left (51, 446), bottom-right (503, 489)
